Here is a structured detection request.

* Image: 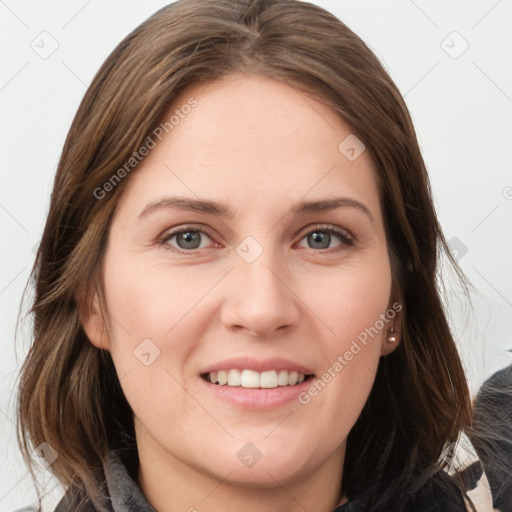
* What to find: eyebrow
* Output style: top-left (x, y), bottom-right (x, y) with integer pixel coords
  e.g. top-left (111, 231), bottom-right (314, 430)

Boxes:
top-left (137, 195), bottom-right (374, 223)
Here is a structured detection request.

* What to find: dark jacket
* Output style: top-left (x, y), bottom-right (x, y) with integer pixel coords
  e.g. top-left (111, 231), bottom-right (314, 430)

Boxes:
top-left (471, 364), bottom-right (512, 512)
top-left (50, 448), bottom-right (482, 512)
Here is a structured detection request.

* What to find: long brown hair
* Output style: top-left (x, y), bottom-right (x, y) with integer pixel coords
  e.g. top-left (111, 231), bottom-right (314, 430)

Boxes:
top-left (17, 1), bottom-right (473, 510)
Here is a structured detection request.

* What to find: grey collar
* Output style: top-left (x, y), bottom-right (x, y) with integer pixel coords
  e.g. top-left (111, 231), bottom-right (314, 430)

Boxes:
top-left (103, 451), bottom-right (157, 512)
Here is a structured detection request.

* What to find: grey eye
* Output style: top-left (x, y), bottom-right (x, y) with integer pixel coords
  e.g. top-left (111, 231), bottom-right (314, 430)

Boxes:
top-left (164, 229), bottom-right (212, 251)
top-left (306, 231), bottom-right (332, 250)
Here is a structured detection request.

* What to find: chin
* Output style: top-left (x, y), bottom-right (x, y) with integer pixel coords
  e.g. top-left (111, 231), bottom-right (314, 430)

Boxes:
top-left (193, 436), bottom-right (319, 487)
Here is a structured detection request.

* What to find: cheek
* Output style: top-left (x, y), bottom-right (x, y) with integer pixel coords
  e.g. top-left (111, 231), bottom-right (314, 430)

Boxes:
top-left (100, 255), bottom-right (217, 413)
top-left (306, 257), bottom-right (393, 350)
top-left (102, 255), bottom-right (207, 344)
top-left (100, 260), bottom-right (196, 427)
top-left (298, 258), bottom-right (392, 414)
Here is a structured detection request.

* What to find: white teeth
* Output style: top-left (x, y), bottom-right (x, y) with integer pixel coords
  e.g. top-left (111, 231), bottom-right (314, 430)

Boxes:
top-left (206, 369), bottom-right (308, 388)
top-left (241, 369), bottom-right (260, 388)
top-left (260, 370), bottom-right (278, 388)
top-left (277, 369), bottom-right (288, 386)
top-left (228, 369), bottom-right (241, 386)
top-left (217, 370), bottom-right (228, 385)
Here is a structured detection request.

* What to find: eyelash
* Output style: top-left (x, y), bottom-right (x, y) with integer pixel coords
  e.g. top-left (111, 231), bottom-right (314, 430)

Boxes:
top-left (157, 224), bottom-right (355, 255)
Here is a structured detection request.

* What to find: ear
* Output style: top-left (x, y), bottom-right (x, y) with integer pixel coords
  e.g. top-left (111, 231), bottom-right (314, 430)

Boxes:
top-left (76, 288), bottom-right (110, 351)
top-left (380, 301), bottom-right (402, 356)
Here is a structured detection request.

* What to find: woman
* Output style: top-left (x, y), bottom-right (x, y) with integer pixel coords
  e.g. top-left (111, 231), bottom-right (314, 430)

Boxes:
top-left (16, 0), bottom-right (492, 510)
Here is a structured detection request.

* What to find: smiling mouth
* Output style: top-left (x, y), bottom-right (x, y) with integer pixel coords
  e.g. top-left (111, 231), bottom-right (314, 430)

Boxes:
top-left (201, 369), bottom-right (315, 389)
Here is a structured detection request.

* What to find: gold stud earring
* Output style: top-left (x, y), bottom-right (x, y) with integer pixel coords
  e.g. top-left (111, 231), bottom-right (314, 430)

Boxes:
top-left (387, 327), bottom-right (397, 343)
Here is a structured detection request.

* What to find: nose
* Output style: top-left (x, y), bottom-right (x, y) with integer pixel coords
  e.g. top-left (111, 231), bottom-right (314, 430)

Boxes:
top-left (220, 247), bottom-right (301, 338)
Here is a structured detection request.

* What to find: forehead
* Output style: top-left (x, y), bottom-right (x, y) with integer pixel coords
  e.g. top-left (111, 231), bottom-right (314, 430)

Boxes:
top-left (115, 73), bottom-right (382, 221)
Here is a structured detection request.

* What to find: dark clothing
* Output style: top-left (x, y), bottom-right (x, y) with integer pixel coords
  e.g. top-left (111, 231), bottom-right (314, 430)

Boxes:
top-left (471, 364), bottom-right (512, 512)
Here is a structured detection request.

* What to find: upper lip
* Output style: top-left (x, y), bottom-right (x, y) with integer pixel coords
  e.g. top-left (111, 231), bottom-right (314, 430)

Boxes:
top-left (200, 356), bottom-right (315, 376)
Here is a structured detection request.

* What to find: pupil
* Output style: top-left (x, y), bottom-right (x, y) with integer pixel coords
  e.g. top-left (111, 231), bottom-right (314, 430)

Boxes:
top-left (178, 231), bottom-right (200, 249)
top-left (310, 231), bottom-right (329, 249)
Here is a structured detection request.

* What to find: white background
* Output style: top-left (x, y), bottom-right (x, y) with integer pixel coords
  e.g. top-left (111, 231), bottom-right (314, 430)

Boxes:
top-left (1, 1), bottom-right (511, 510)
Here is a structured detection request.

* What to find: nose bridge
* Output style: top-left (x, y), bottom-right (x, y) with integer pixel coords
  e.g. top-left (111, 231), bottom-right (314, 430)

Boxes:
top-left (237, 238), bottom-right (287, 307)
top-left (221, 236), bottom-right (299, 336)
top-left (240, 243), bottom-right (282, 298)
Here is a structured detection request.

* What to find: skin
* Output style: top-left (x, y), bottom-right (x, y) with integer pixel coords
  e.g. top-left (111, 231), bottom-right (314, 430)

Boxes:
top-left (82, 73), bottom-right (401, 512)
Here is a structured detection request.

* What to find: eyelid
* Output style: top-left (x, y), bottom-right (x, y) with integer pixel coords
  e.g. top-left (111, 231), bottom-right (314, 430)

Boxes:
top-left (157, 224), bottom-right (217, 246)
top-left (297, 223), bottom-right (354, 242)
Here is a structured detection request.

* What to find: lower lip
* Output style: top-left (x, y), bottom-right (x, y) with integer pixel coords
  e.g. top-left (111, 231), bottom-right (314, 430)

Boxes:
top-left (199, 376), bottom-right (315, 409)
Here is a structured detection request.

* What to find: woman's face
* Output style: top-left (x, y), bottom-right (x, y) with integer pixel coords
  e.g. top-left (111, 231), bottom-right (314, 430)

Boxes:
top-left (84, 73), bottom-right (399, 496)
